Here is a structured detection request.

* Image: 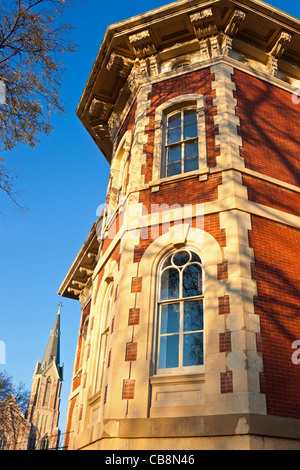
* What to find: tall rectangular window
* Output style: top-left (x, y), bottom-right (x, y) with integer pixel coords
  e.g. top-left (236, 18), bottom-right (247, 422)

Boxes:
top-left (162, 109), bottom-right (199, 178)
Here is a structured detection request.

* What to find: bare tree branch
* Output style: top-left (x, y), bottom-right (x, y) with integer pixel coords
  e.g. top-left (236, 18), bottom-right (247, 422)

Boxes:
top-left (0, 0), bottom-right (78, 208)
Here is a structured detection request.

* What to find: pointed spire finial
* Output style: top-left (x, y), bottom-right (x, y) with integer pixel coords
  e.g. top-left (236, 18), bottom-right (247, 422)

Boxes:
top-left (38, 305), bottom-right (63, 379)
top-left (57, 302), bottom-right (63, 314)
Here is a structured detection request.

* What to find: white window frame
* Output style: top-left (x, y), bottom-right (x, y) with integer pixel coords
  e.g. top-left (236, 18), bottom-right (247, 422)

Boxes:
top-left (155, 247), bottom-right (205, 376)
top-left (152, 94), bottom-right (207, 182)
top-left (162, 107), bottom-right (200, 178)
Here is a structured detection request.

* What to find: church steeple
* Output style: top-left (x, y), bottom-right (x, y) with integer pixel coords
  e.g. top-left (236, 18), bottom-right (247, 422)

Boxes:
top-left (26, 304), bottom-right (64, 450)
top-left (36, 303), bottom-right (63, 380)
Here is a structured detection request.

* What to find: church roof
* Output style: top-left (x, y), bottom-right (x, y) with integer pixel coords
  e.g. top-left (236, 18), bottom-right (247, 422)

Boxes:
top-left (35, 306), bottom-right (63, 380)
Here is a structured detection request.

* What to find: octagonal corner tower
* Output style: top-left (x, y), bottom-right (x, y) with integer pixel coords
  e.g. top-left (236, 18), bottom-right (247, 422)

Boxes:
top-left (59, 0), bottom-right (300, 450)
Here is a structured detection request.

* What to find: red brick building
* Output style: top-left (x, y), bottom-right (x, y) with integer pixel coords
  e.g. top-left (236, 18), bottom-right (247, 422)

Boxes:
top-left (59, 0), bottom-right (300, 450)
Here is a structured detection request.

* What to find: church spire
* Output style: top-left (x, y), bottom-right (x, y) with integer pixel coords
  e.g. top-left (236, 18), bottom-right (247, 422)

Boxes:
top-left (37, 304), bottom-right (63, 379)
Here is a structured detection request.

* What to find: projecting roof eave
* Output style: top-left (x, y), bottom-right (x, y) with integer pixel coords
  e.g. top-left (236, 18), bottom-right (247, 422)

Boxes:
top-left (76, 0), bottom-right (300, 163)
top-left (58, 223), bottom-right (99, 301)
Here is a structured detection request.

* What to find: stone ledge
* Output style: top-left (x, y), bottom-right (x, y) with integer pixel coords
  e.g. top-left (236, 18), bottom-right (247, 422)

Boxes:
top-left (110, 414), bottom-right (300, 440)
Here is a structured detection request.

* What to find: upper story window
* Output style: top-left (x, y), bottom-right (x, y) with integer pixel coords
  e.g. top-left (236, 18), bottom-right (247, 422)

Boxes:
top-left (170, 59), bottom-right (191, 71)
top-left (162, 108), bottom-right (199, 178)
top-left (108, 131), bottom-right (132, 208)
top-left (156, 248), bottom-right (204, 374)
top-left (152, 94), bottom-right (207, 182)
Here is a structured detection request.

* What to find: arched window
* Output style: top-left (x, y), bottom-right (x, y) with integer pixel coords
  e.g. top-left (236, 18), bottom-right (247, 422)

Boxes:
top-left (162, 107), bottom-right (199, 178)
top-left (28, 431), bottom-right (37, 450)
top-left (109, 131), bottom-right (132, 208)
top-left (40, 435), bottom-right (49, 450)
top-left (79, 315), bottom-right (89, 370)
top-left (171, 59), bottom-right (191, 71)
top-left (43, 377), bottom-right (53, 407)
top-left (94, 281), bottom-right (114, 393)
top-left (156, 248), bottom-right (204, 374)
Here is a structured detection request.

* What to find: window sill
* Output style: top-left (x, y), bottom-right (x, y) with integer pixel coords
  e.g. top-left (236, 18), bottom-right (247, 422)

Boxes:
top-left (149, 167), bottom-right (210, 190)
top-left (87, 390), bottom-right (102, 407)
top-left (150, 371), bottom-right (205, 386)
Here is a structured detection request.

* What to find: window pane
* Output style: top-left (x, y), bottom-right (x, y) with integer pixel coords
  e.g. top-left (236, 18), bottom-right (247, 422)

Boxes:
top-left (168, 145), bottom-right (181, 163)
top-left (184, 157), bottom-right (198, 173)
top-left (182, 264), bottom-right (202, 297)
top-left (162, 254), bottom-right (172, 269)
top-left (184, 300), bottom-right (203, 332)
top-left (169, 113), bottom-right (181, 128)
top-left (168, 126), bottom-right (181, 144)
top-left (173, 250), bottom-right (190, 266)
top-left (191, 252), bottom-right (201, 263)
top-left (159, 334), bottom-right (179, 369)
top-left (160, 303), bottom-right (180, 334)
top-left (184, 111), bottom-right (197, 140)
top-left (185, 141), bottom-right (198, 159)
top-left (183, 332), bottom-right (203, 366)
top-left (168, 113), bottom-right (181, 144)
top-left (184, 110), bottom-right (197, 124)
top-left (167, 162), bottom-right (181, 177)
top-left (184, 122), bottom-right (198, 140)
top-left (160, 267), bottom-right (179, 300)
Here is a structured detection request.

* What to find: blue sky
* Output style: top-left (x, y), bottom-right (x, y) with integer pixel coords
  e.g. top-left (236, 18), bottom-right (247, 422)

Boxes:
top-left (0, 0), bottom-right (299, 441)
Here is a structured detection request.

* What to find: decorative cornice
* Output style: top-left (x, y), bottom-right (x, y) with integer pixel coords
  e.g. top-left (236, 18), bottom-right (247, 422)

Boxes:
top-left (89, 99), bottom-right (113, 120)
top-left (224, 9), bottom-right (246, 38)
top-left (267, 31), bottom-right (293, 76)
top-left (58, 223), bottom-right (99, 300)
top-left (79, 266), bottom-right (94, 276)
top-left (270, 31), bottom-right (293, 59)
top-left (190, 8), bottom-right (218, 40)
top-left (106, 52), bottom-right (134, 77)
top-left (128, 29), bottom-right (157, 58)
top-left (75, 0), bottom-right (300, 164)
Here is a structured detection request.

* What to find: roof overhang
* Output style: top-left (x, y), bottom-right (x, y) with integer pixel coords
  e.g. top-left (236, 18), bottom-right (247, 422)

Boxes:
top-left (58, 223), bottom-right (99, 300)
top-left (76, 0), bottom-right (300, 163)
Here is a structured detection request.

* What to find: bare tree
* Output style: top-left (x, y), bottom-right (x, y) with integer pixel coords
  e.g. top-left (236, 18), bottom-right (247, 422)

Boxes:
top-left (0, 370), bottom-right (31, 449)
top-left (0, 0), bottom-right (78, 208)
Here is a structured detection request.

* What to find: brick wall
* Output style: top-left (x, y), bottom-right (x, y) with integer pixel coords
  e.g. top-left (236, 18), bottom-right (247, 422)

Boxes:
top-left (249, 216), bottom-right (300, 418)
top-left (140, 174), bottom-right (222, 214)
top-left (234, 69), bottom-right (300, 187)
top-left (243, 175), bottom-right (300, 217)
